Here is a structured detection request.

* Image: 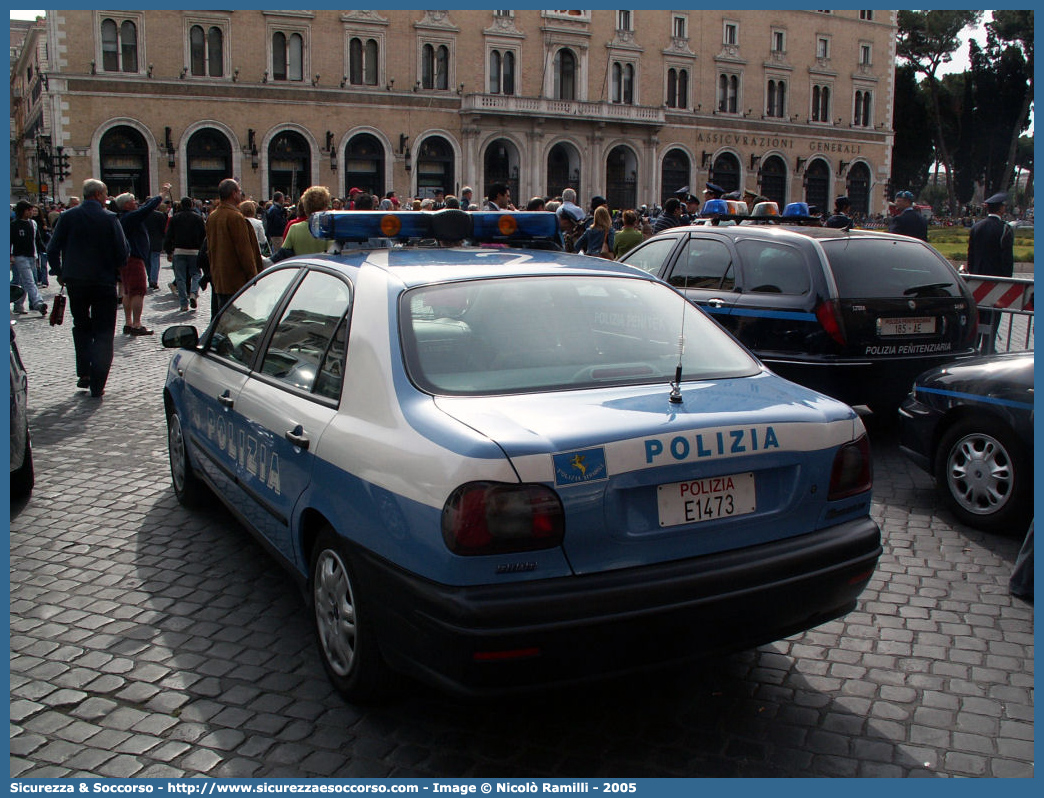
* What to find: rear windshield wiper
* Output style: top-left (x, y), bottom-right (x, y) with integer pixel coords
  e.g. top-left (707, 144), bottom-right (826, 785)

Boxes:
top-left (903, 282), bottom-right (953, 296)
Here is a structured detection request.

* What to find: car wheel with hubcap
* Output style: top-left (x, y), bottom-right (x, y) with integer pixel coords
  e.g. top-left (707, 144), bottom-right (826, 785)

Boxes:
top-left (167, 408), bottom-right (206, 507)
top-left (935, 416), bottom-right (1030, 533)
top-left (310, 528), bottom-right (391, 703)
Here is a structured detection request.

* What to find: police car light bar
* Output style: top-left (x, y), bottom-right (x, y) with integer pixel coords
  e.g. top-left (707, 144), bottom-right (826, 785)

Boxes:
top-left (310, 209), bottom-right (559, 245)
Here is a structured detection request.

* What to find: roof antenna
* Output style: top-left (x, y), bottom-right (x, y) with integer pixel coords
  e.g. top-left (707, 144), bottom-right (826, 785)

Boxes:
top-left (669, 277), bottom-right (689, 404)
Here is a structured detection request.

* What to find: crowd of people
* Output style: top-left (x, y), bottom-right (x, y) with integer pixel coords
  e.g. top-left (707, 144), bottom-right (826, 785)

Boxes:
top-left (14, 174), bottom-right (1022, 400)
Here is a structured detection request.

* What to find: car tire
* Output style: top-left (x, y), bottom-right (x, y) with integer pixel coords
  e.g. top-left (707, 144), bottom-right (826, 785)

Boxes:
top-left (10, 424), bottom-right (34, 499)
top-left (167, 407), bottom-right (206, 508)
top-left (935, 416), bottom-right (1031, 533)
top-left (310, 528), bottom-right (392, 703)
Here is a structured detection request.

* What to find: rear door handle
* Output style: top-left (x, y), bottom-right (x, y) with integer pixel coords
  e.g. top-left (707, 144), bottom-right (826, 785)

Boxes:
top-left (286, 424), bottom-right (310, 450)
top-left (706, 298), bottom-right (726, 308)
top-left (218, 390), bottom-right (234, 408)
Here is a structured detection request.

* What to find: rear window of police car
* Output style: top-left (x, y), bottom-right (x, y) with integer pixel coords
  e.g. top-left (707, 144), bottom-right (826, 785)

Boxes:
top-left (819, 238), bottom-right (962, 299)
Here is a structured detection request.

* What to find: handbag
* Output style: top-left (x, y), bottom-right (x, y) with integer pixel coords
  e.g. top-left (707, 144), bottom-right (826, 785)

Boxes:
top-left (49, 286), bottom-right (66, 326)
top-left (599, 231), bottom-right (615, 260)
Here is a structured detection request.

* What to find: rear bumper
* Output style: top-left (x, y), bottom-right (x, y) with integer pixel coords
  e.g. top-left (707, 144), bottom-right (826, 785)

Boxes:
top-left (350, 516), bottom-right (881, 696)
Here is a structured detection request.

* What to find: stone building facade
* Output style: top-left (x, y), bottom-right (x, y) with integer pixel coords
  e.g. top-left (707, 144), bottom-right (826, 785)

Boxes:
top-left (15, 9), bottom-right (897, 214)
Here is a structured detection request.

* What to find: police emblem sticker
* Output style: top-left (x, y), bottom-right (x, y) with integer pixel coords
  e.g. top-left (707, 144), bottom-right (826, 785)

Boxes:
top-left (553, 448), bottom-right (609, 486)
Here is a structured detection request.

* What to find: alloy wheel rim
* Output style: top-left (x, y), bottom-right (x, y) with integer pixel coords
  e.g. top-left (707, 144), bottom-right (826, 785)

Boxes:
top-left (947, 433), bottom-right (1013, 516)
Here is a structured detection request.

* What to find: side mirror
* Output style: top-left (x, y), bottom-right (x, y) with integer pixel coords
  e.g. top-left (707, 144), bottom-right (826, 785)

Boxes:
top-left (161, 325), bottom-right (199, 349)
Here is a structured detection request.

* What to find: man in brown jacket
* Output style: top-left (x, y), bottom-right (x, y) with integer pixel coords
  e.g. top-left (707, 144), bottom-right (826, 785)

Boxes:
top-left (206, 178), bottom-right (262, 319)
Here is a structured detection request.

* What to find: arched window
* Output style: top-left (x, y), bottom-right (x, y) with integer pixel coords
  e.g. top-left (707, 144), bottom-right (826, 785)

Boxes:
top-left (767, 79), bottom-right (786, 118)
top-left (666, 68), bottom-right (688, 109)
top-left (718, 73), bottom-right (738, 113)
top-left (554, 48), bottom-right (577, 101)
top-left (854, 90), bottom-right (872, 127)
top-left (812, 84), bottom-right (830, 122)
top-left (190, 26), bottom-right (223, 77)
top-left (489, 51), bottom-right (501, 94)
top-left (102, 18), bottom-right (137, 73)
top-left (422, 44), bottom-right (450, 90)
top-left (101, 19), bottom-right (119, 72)
top-left (120, 21), bottom-right (138, 73)
top-left (711, 152), bottom-right (740, 193)
top-left (349, 38), bottom-right (378, 86)
top-left (208, 27), bottom-right (223, 77)
top-left (273, 32), bottom-right (303, 82)
top-left (503, 51), bottom-right (515, 95)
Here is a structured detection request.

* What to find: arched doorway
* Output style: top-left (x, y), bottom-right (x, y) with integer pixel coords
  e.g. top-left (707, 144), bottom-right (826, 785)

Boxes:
top-left (660, 148), bottom-right (690, 203)
top-left (546, 142), bottom-right (580, 198)
top-left (605, 144), bottom-right (637, 210)
top-left (416, 136), bottom-right (455, 199)
top-left (99, 125), bottom-right (149, 199)
top-left (343, 133), bottom-right (385, 198)
top-left (804, 158), bottom-right (830, 213)
top-left (847, 162), bottom-right (871, 217)
top-left (186, 128), bottom-right (232, 200)
top-left (483, 139), bottom-right (520, 203)
top-left (711, 152), bottom-right (740, 194)
top-left (759, 155), bottom-right (787, 208)
top-left (268, 131), bottom-right (311, 203)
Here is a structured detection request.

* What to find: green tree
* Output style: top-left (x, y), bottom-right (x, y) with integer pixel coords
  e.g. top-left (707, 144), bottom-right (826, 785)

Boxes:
top-left (891, 64), bottom-right (935, 195)
top-left (896, 10), bottom-right (982, 213)
top-left (989, 10), bottom-right (1034, 195)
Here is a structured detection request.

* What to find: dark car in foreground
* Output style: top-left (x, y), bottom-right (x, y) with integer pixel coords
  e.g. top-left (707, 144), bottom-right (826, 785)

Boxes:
top-left (619, 224), bottom-right (979, 413)
top-left (898, 351), bottom-right (1033, 532)
top-left (161, 209), bottom-right (881, 701)
top-left (10, 286), bottom-right (34, 499)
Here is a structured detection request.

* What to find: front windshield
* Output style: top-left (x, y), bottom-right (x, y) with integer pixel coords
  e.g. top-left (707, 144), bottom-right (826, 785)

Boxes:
top-left (400, 275), bottom-right (761, 396)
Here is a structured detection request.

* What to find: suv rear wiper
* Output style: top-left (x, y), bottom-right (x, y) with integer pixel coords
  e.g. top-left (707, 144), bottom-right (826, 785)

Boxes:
top-left (903, 282), bottom-right (952, 296)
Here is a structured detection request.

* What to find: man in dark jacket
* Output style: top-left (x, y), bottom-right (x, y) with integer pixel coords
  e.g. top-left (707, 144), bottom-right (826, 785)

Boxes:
top-left (824, 196), bottom-right (854, 230)
top-left (164, 197), bottom-right (208, 312)
top-left (651, 197), bottom-right (684, 234)
top-left (10, 200), bottom-right (48, 315)
top-left (967, 192), bottom-right (1014, 277)
top-left (967, 192), bottom-right (1015, 353)
top-left (143, 199), bottom-right (169, 290)
top-left (264, 192), bottom-right (288, 251)
top-left (888, 190), bottom-right (928, 241)
top-left (113, 183), bottom-right (169, 335)
top-left (46, 178), bottom-right (129, 397)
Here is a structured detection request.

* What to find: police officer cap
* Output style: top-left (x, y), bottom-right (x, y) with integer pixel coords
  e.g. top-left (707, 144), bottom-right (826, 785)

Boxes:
top-left (674, 186), bottom-right (690, 196)
top-left (590, 195), bottom-right (608, 210)
top-left (984, 192), bottom-right (1009, 206)
top-left (683, 193), bottom-right (700, 204)
top-left (705, 182), bottom-right (725, 195)
top-left (895, 190), bottom-right (914, 201)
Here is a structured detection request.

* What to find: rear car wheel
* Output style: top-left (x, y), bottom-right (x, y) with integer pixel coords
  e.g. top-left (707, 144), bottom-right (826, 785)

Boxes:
top-left (935, 417), bottom-right (1030, 533)
top-left (167, 408), bottom-right (206, 507)
top-left (10, 424), bottom-right (34, 499)
top-left (310, 529), bottom-right (391, 703)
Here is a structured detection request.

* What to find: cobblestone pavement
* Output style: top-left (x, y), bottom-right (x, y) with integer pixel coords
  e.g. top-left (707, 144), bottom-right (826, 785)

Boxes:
top-left (10, 272), bottom-right (1034, 778)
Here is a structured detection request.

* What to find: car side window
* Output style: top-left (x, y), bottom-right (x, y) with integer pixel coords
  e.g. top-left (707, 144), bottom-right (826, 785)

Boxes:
top-left (735, 239), bottom-right (810, 295)
top-left (669, 237), bottom-right (734, 290)
top-left (209, 268), bottom-right (300, 368)
top-left (618, 236), bottom-right (681, 276)
top-left (259, 271), bottom-right (352, 397)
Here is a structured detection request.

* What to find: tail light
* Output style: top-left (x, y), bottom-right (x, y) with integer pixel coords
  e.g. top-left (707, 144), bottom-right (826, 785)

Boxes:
top-left (815, 299), bottom-right (846, 347)
top-left (828, 435), bottom-right (872, 500)
top-left (442, 482), bottom-right (565, 555)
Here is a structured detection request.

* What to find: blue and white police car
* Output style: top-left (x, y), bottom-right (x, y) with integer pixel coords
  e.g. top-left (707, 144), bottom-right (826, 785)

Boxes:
top-left (161, 209), bottom-right (881, 702)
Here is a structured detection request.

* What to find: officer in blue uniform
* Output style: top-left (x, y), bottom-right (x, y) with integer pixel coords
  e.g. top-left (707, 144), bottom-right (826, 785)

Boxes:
top-left (967, 192), bottom-right (1014, 278)
top-left (888, 190), bottom-right (928, 241)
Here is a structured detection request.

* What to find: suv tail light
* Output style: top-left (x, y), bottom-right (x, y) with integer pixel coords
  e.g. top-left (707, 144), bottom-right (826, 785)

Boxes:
top-left (828, 435), bottom-right (872, 500)
top-left (442, 482), bottom-right (565, 555)
top-left (815, 299), bottom-right (846, 347)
